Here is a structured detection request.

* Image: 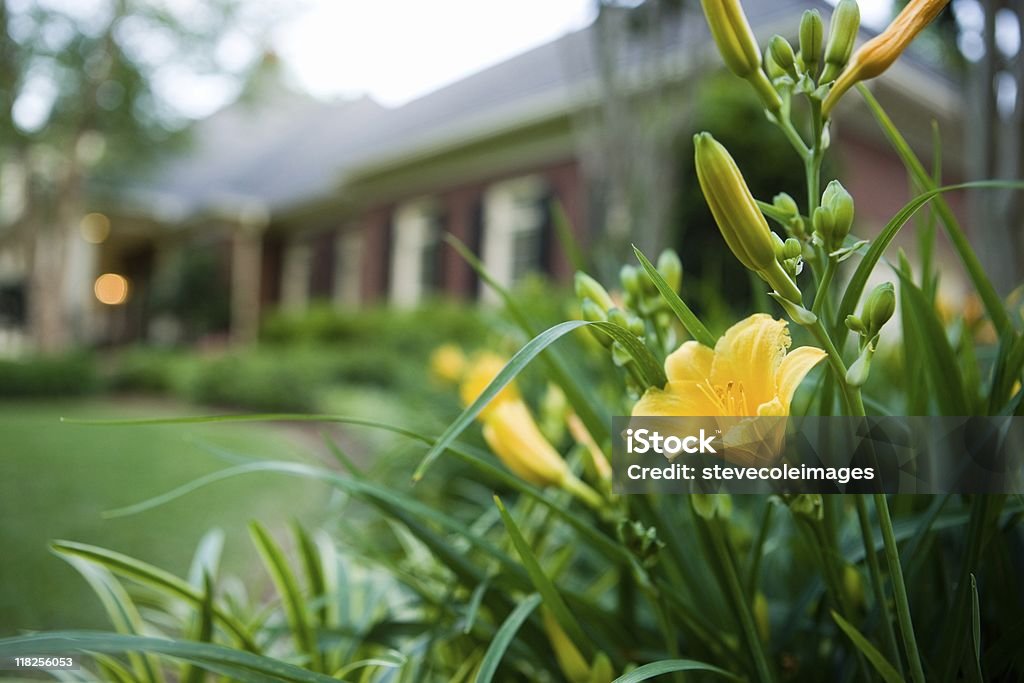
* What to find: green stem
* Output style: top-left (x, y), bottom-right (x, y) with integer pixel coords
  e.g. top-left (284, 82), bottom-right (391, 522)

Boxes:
top-left (813, 258), bottom-right (837, 317)
top-left (806, 319), bottom-right (864, 417)
top-left (706, 517), bottom-right (776, 683)
top-left (855, 496), bottom-right (904, 678)
top-left (873, 493), bottom-right (926, 683)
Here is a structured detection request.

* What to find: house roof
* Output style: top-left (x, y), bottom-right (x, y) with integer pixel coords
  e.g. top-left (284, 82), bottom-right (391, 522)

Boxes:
top-left (120, 0), bottom-right (959, 224)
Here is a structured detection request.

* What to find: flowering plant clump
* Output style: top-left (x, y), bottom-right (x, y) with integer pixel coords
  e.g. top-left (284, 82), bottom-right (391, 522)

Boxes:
top-left (7, 2), bottom-right (1024, 682)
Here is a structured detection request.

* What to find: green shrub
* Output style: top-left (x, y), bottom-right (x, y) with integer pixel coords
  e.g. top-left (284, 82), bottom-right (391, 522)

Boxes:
top-left (0, 353), bottom-right (98, 398)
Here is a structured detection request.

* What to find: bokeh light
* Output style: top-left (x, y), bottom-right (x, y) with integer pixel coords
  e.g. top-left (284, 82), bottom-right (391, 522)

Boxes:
top-left (80, 213), bottom-right (111, 244)
top-left (94, 273), bottom-right (129, 305)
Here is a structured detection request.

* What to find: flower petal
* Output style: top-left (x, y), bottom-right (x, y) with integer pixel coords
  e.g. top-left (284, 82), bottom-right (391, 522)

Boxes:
top-left (711, 314), bottom-right (790, 410)
top-left (665, 341), bottom-right (715, 383)
top-left (775, 346), bottom-right (827, 411)
top-left (632, 381), bottom-right (717, 417)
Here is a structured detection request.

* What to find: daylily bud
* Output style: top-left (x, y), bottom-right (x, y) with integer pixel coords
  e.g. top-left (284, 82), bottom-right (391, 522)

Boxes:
top-left (700, 0), bottom-right (762, 78)
top-left (845, 314), bottom-right (867, 335)
top-left (823, 0), bottom-right (950, 116)
top-left (657, 249), bottom-right (683, 292)
top-left (845, 342), bottom-right (874, 387)
top-left (783, 238), bottom-right (802, 260)
top-left (799, 10), bottom-right (824, 77)
top-left (694, 133), bottom-right (801, 301)
top-left (812, 206), bottom-right (835, 246)
top-left (692, 493), bottom-right (732, 520)
top-left (542, 608), bottom-right (591, 683)
top-left (575, 272), bottom-right (615, 313)
top-left (581, 299), bottom-right (612, 347)
top-left (699, 0), bottom-right (782, 111)
top-left (754, 592), bottom-right (771, 644)
top-left (608, 307), bottom-right (634, 333)
top-left (773, 192), bottom-right (800, 217)
top-left (620, 265), bottom-right (641, 299)
top-left (764, 47), bottom-right (787, 81)
top-left (821, 0), bottom-right (861, 83)
top-left (769, 35), bottom-right (798, 79)
top-left (822, 180), bottom-right (855, 241)
top-left (789, 493), bottom-right (823, 520)
top-left (864, 282), bottom-right (896, 336)
top-left (771, 231), bottom-right (786, 258)
top-left (844, 565), bottom-right (865, 610)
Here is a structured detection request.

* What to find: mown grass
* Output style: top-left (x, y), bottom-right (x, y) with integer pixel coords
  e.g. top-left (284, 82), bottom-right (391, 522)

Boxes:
top-left (0, 399), bottom-right (331, 635)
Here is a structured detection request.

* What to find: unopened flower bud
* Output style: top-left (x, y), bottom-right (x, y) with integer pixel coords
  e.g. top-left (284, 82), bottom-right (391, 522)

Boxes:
top-left (783, 238), bottom-right (803, 260)
top-left (822, 180), bottom-right (854, 241)
top-left (773, 192), bottom-right (800, 217)
top-left (699, 0), bottom-right (782, 111)
top-left (769, 35), bottom-right (798, 79)
top-left (845, 314), bottom-right (867, 335)
top-left (799, 10), bottom-right (824, 77)
top-left (692, 493), bottom-right (732, 520)
top-left (789, 493), bottom-right (823, 520)
top-left (864, 282), bottom-right (896, 336)
top-left (821, 0), bottom-right (861, 83)
top-left (764, 47), bottom-right (787, 81)
top-left (700, 0), bottom-right (762, 78)
top-left (608, 307), bottom-right (633, 332)
top-left (695, 133), bottom-right (803, 302)
top-left (574, 272), bottom-right (614, 313)
top-left (812, 206), bottom-right (835, 245)
top-left (823, 0), bottom-right (950, 116)
top-left (656, 249), bottom-right (683, 292)
top-left (845, 342), bottom-right (874, 387)
top-left (620, 265), bottom-right (641, 299)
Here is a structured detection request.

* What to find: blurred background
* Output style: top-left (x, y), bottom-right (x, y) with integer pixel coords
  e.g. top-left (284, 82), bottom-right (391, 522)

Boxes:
top-left (1, 0), bottom-right (1022, 636)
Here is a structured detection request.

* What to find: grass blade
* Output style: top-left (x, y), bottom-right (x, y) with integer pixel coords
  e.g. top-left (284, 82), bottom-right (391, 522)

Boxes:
top-left (0, 632), bottom-right (343, 683)
top-left (634, 245), bottom-right (716, 348)
top-left (473, 593), bottom-right (542, 683)
top-left (832, 611), bottom-right (905, 683)
top-left (895, 268), bottom-right (970, 415)
top-left (857, 83), bottom-right (1016, 338)
top-left (249, 522), bottom-right (322, 672)
top-left (494, 495), bottom-right (593, 662)
top-left (51, 541), bottom-right (258, 652)
top-left (59, 556), bottom-right (165, 683)
top-left (833, 179), bottom-right (1024, 347)
top-left (969, 574), bottom-right (984, 683)
top-left (611, 659), bottom-right (740, 682)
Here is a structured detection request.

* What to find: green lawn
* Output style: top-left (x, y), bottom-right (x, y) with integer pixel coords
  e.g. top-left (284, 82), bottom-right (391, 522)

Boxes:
top-left (0, 399), bottom-right (332, 636)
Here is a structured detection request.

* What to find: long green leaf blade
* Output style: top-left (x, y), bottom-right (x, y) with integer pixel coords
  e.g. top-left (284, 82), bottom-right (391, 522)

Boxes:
top-left (473, 593), bottom-right (542, 683)
top-left (0, 632), bottom-right (343, 683)
top-left (494, 495), bottom-right (593, 661)
top-left (611, 659), bottom-right (739, 682)
top-left (832, 611), bottom-right (905, 683)
top-left (857, 83), bottom-right (1016, 338)
top-left (634, 245), bottom-right (716, 347)
top-left (51, 541), bottom-right (258, 652)
top-left (249, 522), bottom-right (322, 672)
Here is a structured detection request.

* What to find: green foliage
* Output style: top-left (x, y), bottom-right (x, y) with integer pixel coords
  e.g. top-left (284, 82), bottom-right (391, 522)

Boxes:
top-left (0, 353), bottom-right (98, 397)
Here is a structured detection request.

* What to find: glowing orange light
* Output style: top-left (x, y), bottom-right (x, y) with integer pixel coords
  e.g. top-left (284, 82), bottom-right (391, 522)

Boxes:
top-left (94, 273), bottom-right (129, 305)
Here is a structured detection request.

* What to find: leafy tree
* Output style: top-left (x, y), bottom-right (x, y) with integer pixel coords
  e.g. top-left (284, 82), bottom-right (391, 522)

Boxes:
top-left (0, 0), bottom-right (266, 351)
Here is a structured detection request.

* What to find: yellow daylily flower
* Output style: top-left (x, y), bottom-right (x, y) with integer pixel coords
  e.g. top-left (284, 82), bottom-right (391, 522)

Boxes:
top-left (429, 343), bottom-right (466, 384)
top-left (459, 352), bottom-right (521, 419)
top-left (482, 400), bottom-right (573, 488)
top-left (633, 314), bottom-right (826, 465)
top-left (822, 0), bottom-right (950, 116)
top-left (458, 353), bottom-right (603, 507)
top-left (633, 314), bottom-right (826, 417)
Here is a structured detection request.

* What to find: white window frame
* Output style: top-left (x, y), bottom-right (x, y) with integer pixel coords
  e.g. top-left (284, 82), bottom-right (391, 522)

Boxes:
top-left (389, 198), bottom-right (440, 307)
top-left (480, 175), bottom-right (547, 301)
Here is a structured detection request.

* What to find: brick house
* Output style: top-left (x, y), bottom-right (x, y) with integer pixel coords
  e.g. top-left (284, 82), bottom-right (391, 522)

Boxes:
top-left (0, 0), bottom-right (968, 348)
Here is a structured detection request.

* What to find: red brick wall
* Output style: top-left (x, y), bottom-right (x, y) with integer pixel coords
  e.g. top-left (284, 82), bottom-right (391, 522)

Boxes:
top-left (359, 207), bottom-right (393, 302)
